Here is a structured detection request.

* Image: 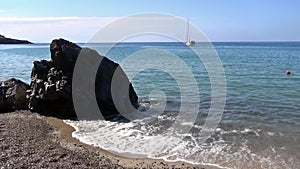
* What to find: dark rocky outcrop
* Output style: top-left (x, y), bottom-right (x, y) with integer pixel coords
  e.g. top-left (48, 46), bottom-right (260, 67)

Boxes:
top-left (27, 60), bottom-right (74, 117)
top-left (0, 78), bottom-right (30, 112)
top-left (0, 34), bottom-right (32, 44)
top-left (27, 38), bottom-right (139, 119)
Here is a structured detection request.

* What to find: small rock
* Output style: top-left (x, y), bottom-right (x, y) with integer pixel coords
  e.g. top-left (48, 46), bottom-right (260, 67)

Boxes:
top-left (0, 78), bottom-right (29, 112)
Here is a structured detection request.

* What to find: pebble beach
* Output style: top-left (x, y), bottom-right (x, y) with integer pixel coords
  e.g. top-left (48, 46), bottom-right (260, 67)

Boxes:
top-left (0, 111), bottom-right (216, 169)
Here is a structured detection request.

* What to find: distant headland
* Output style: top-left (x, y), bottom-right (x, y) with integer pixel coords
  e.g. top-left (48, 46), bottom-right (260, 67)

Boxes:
top-left (0, 34), bottom-right (32, 44)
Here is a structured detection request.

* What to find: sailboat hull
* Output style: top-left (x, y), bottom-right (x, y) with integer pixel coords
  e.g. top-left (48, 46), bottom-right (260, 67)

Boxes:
top-left (186, 40), bottom-right (195, 46)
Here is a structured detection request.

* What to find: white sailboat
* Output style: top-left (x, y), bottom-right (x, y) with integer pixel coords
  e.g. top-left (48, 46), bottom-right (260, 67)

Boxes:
top-left (186, 17), bottom-right (195, 46)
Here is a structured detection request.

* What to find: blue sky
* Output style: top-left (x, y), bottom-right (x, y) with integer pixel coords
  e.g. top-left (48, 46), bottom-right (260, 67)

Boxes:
top-left (0, 0), bottom-right (299, 42)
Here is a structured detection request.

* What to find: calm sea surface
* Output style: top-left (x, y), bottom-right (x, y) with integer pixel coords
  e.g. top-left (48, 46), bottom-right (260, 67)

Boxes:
top-left (1, 42), bottom-right (299, 168)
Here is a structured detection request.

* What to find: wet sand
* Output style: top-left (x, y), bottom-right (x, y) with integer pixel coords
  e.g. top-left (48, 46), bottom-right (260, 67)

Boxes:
top-left (0, 111), bottom-right (218, 169)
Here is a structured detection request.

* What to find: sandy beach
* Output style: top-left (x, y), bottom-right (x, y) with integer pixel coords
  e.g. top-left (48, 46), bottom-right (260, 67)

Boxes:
top-left (0, 111), bottom-right (219, 169)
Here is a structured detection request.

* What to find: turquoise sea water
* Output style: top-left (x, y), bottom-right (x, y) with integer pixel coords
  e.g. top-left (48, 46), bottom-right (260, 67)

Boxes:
top-left (1, 42), bottom-right (299, 168)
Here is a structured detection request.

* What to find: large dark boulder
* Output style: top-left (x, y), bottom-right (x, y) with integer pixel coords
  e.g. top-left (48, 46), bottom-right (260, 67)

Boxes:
top-left (0, 78), bottom-right (30, 112)
top-left (27, 38), bottom-right (139, 119)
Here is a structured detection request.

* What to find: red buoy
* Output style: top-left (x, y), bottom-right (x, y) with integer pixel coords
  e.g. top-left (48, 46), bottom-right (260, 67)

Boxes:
top-left (286, 70), bottom-right (291, 75)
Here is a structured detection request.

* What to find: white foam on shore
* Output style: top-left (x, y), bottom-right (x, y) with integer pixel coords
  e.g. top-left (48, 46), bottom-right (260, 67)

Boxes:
top-left (63, 118), bottom-right (297, 169)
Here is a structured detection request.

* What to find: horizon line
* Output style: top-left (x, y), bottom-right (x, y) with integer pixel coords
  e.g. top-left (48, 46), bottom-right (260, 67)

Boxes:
top-left (26, 40), bottom-right (300, 44)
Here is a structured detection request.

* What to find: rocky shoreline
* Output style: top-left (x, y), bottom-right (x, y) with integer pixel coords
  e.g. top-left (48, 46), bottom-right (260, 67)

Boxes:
top-left (1, 38), bottom-right (138, 119)
top-left (0, 38), bottom-right (214, 168)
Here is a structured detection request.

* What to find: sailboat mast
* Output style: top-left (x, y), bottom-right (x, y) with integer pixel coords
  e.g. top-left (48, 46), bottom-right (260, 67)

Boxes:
top-left (186, 17), bottom-right (190, 42)
top-left (185, 17), bottom-right (195, 46)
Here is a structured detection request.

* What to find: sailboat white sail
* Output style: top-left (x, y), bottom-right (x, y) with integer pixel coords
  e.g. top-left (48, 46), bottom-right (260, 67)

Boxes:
top-left (186, 17), bottom-right (195, 46)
